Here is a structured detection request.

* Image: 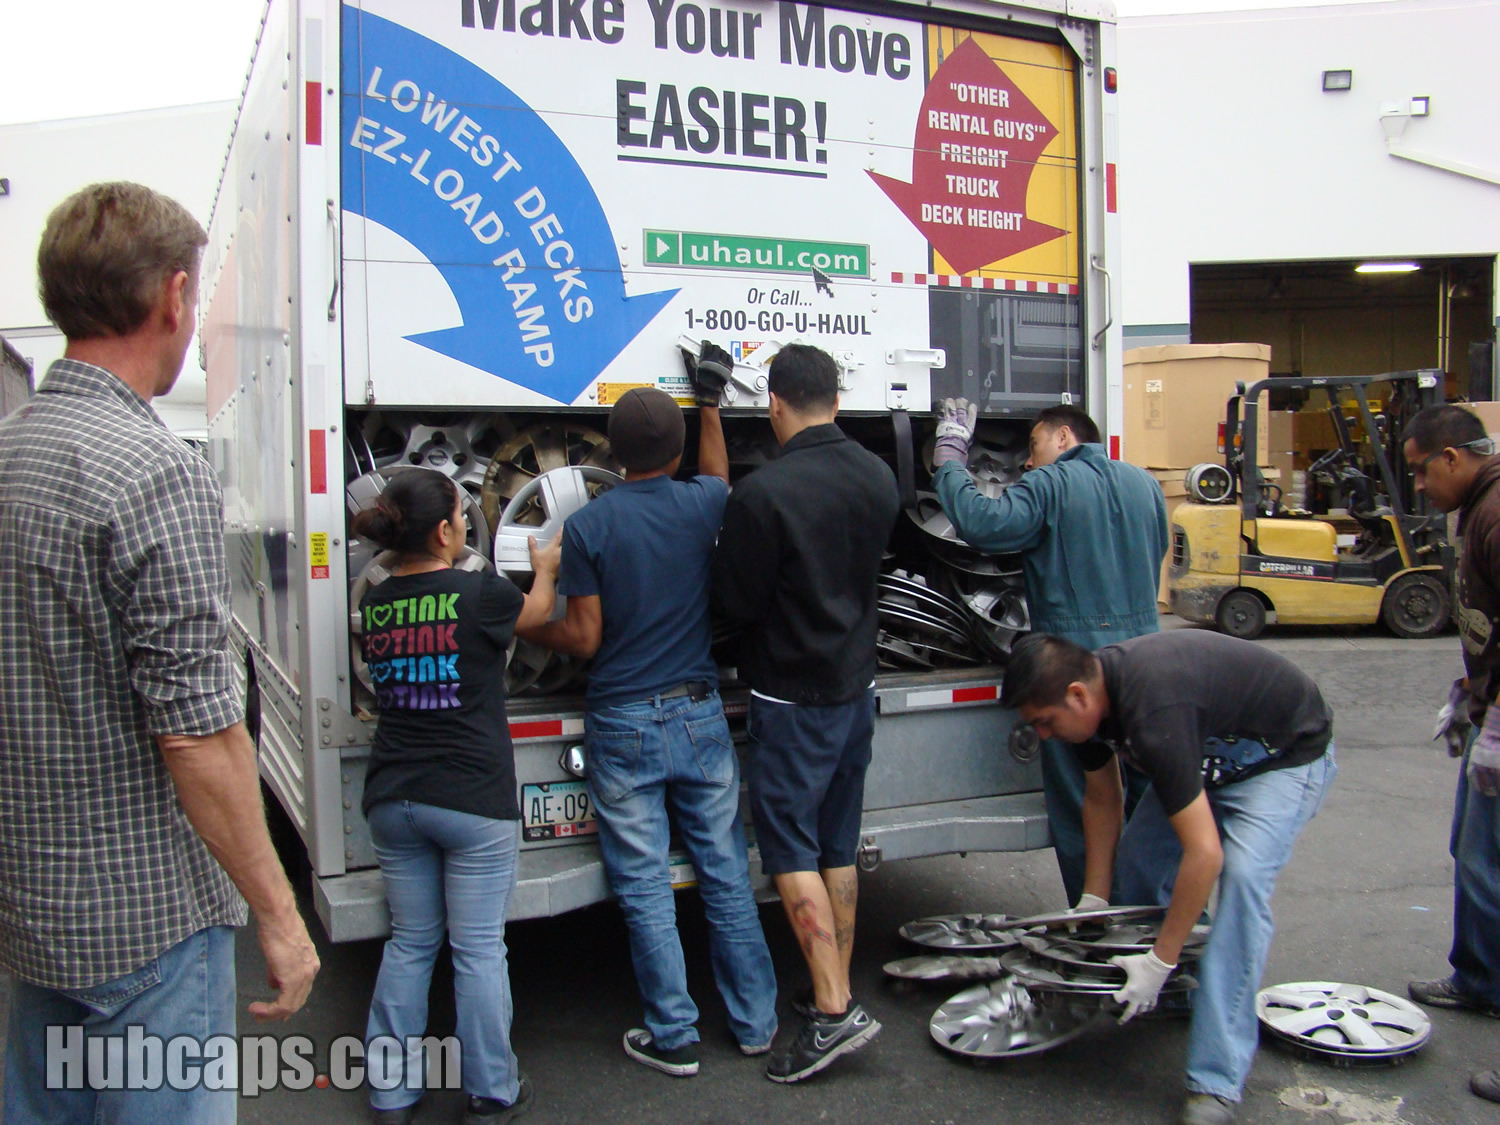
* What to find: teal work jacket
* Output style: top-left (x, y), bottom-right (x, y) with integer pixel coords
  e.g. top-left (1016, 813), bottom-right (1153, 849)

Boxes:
top-left (933, 443), bottom-right (1169, 650)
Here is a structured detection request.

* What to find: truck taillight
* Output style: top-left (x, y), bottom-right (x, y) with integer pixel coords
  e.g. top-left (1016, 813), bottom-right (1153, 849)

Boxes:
top-left (1105, 68), bottom-right (1118, 93)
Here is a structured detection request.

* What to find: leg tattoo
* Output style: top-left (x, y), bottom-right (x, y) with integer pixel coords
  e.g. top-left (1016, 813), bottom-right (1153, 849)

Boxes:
top-left (790, 896), bottom-right (835, 957)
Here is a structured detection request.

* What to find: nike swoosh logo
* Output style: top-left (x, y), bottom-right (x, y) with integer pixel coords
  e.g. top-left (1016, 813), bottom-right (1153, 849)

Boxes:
top-left (814, 1017), bottom-right (866, 1050)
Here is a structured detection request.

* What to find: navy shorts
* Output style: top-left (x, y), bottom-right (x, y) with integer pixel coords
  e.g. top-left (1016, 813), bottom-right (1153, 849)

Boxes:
top-left (745, 690), bottom-right (875, 875)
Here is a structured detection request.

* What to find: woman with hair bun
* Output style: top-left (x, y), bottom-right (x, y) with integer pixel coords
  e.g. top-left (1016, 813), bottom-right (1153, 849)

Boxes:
top-left (351, 468), bottom-right (560, 1125)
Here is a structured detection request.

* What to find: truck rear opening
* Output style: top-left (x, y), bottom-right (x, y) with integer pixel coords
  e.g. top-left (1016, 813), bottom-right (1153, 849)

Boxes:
top-left (202, 0), bottom-right (1120, 940)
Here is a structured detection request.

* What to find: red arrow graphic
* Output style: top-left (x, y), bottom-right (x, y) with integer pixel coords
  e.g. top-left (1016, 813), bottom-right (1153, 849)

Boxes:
top-left (869, 37), bottom-right (1067, 274)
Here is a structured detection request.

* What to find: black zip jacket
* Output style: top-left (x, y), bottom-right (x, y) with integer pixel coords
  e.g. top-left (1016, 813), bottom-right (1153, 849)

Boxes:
top-left (712, 424), bottom-right (901, 705)
top-left (1457, 456), bottom-right (1500, 723)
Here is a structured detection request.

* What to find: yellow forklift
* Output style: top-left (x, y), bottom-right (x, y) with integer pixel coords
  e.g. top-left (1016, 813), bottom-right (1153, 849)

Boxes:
top-left (1167, 371), bottom-right (1454, 639)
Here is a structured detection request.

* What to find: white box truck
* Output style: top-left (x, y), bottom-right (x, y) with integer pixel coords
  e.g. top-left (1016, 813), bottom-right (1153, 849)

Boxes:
top-left (202, 0), bottom-right (1126, 940)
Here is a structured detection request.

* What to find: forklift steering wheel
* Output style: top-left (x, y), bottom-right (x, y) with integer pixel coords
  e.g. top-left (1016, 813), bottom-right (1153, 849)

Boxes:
top-left (1259, 482), bottom-right (1284, 517)
top-left (1307, 447), bottom-right (1348, 478)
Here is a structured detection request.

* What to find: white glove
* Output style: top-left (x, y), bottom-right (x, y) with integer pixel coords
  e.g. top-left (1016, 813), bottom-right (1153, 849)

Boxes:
top-left (1469, 703), bottom-right (1500, 798)
top-left (1073, 893), bottom-right (1110, 912)
top-left (1110, 949), bottom-right (1175, 1023)
top-left (1435, 679), bottom-right (1472, 758)
top-left (933, 398), bottom-right (978, 467)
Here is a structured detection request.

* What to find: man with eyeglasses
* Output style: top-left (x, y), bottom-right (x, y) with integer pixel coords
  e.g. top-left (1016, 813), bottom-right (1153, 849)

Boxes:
top-left (1400, 404), bottom-right (1500, 1106)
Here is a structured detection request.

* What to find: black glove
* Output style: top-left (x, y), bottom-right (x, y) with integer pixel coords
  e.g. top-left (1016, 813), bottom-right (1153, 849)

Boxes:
top-left (681, 340), bottom-right (732, 407)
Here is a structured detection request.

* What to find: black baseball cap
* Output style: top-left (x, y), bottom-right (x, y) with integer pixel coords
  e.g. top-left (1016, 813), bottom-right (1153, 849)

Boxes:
top-left (608, 387), bottom-right (685, 472)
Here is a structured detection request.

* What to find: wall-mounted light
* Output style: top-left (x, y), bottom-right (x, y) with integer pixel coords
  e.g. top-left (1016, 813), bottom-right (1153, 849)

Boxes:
top-left (1410, 96), bottom-right (1430, 116)
top-left (1355, 262), bottom-right (1420, 274)
top-left (1322, 70), bottom-right (1353, 92)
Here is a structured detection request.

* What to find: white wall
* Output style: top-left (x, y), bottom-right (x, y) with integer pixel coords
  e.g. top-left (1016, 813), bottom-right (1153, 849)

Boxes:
top-left (0, 101), bottom-right (237, 434)
top-left (1116, 0), bottom-right (1500, 337)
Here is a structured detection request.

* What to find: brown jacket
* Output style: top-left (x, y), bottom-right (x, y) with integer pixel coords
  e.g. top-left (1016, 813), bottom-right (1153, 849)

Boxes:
top-left (1457, 456), bottom-right (1500, 722)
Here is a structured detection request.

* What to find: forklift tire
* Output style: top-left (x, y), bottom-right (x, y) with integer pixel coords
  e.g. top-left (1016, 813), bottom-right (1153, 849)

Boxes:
top-left (1381, 573), bottom-right (1450, 639)
top-left (1216, 590), bottom-right (1267, 640)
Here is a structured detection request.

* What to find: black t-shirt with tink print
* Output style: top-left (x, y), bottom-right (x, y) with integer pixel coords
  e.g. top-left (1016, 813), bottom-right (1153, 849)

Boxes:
top-left (359, 567), bottom-right (525, 821)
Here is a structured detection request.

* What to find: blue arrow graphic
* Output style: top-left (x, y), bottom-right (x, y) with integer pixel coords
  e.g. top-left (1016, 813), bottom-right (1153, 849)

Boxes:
top-left (341, 6), bottom-right (676, 403)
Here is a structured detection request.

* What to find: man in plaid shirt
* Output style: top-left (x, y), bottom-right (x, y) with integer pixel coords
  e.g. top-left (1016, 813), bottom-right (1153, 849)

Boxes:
top-left (0, 183), bottom-right (319, 1123)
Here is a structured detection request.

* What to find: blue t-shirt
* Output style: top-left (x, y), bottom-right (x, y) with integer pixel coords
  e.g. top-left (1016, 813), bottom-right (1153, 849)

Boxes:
top-left (559, 474), bottom-right (727, 706)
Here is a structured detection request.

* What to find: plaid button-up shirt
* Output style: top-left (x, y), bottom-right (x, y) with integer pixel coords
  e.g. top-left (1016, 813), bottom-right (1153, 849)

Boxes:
top-left (0, 359), bottom-right (247, 990)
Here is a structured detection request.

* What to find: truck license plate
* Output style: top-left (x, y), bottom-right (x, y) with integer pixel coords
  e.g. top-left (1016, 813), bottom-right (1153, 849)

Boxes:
top-left (521, 780), bottom-right (597, 842)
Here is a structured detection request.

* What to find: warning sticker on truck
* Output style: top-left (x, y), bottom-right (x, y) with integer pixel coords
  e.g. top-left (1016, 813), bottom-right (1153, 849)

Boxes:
top-left (597, 381), bottom-right (693, 406)
top-left (309, 532), bottom-right (330, 579)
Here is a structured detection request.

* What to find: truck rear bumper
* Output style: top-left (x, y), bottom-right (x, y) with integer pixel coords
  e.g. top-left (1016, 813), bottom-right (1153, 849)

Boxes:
top-left (314, 790), bottom-right (1049, 942)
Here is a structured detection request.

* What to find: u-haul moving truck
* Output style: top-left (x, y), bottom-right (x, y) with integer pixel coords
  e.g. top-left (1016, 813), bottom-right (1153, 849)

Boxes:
top-left (203, 0), bottom-right (1124, 940)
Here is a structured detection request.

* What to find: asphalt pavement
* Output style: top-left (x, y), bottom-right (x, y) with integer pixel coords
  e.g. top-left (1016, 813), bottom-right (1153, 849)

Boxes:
top-left (4, 622), bottom-right (1498, 1124)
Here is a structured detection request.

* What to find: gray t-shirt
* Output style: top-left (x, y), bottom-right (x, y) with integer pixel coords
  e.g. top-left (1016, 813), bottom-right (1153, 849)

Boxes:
top-left (1076, 631), bottom-right (1332, 816)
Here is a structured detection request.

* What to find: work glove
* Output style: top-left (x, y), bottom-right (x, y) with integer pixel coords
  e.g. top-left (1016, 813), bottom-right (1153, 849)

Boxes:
top-left (933, 397), bottom-right (978, 468)
top-left (1109, 949), bottom-right (1175, 1024)
top-left (1435, 678), bottom-right (1473, 759)
top-left (681, 340), bottom-right (733, 407)
top-left (1072, 893), bottom-right (1110, 913)
top-left (1469, 703), bottom-right (1500, 798)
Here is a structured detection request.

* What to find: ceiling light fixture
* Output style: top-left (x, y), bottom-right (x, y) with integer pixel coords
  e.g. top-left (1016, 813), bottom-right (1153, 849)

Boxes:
top-left (1322, 70), bottom-right (1353, 92)
top-left (1355, 262), bottom-right (1420, 274)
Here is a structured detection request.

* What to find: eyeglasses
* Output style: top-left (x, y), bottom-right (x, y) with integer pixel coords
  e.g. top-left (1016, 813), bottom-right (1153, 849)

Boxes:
top-left (1411, 437), bottom-right (1495, 476)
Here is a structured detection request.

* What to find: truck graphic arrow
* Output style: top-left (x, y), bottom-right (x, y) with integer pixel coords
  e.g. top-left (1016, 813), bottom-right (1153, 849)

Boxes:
top-left (341, 7), bottom-right (675, 404)
top-left (868, 37), bottom-right (1066, 275)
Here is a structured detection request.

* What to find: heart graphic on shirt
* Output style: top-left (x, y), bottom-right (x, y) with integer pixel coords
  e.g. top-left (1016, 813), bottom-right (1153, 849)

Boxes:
top-left (370, 662), bottom-right (393, 683)
top-left (365, 633), bottom-right (391, 657)
top-left (369, 604), bottom-right (394, 628)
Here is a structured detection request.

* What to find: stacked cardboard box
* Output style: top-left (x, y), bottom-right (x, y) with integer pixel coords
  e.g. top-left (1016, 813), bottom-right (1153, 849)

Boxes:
top-left (1122, 344), bottom-right (1272, 469)
top-left (1462, 401), bottom-right (1500, 441)
top-left (1122, 344), bottom-right (1274, 608)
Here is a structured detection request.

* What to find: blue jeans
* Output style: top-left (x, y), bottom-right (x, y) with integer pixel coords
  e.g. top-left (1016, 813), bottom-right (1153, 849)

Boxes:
top-left (586, 692), bottom-right (778, 1052)
top-left (1114, 746), bottom-right (1337, 1101)
top-left (1448, 735), bottom-right (1500, 1003)
top-left (4, 925), bottom-right (237, 1125)
top-left (365, 801), bottom-right (521, 1111)
top-left (1043, 737), bottom-right (1154, 906)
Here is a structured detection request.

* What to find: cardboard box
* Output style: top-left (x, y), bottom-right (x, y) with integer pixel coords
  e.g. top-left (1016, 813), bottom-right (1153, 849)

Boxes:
top-left (1461, 401), bottom-right (1500, 441)
top-left (1292, 409), bottom-right (1340, 453)
top-left (1123, 344), bottom-right (1272, 469)
top-left (1159, 493), bottom-right (1185, 608)
top-left (1268, 410), bottom-right (1296, 494)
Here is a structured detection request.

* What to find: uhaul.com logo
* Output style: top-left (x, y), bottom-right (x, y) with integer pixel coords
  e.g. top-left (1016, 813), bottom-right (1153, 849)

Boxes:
top-left (46, 1026), bottom-right (461, 1096)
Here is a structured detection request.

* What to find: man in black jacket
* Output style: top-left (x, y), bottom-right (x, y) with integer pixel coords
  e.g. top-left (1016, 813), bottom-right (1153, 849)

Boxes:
top-left (712, 344), bottom-right (900, 1083)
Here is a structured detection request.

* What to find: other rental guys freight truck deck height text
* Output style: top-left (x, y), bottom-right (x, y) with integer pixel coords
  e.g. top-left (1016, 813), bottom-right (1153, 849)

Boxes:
top-left (202, 0), bottom-right (1126, 940)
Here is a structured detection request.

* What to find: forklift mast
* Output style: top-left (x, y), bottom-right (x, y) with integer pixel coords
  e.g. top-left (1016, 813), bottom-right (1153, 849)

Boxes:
top-left (1224, 371), bottom-right (1447, 558)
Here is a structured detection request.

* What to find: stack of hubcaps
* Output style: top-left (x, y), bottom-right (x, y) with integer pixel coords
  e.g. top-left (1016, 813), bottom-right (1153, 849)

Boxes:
top-left (887, 906), bottom-right (1207, 1060)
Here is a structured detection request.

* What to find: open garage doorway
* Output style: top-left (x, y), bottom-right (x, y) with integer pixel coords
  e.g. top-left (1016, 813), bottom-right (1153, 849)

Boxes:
top-left (1190, 257), bottom-right (1496, 400)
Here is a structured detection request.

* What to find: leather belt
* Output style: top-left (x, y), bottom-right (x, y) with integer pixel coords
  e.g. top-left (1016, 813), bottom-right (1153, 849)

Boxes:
top-left (658, 680), bottom-right (713, 701)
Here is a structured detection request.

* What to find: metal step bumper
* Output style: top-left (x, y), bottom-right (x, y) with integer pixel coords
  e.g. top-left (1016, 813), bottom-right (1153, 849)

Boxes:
top-left (314, 790), bottom-right (1049, 942)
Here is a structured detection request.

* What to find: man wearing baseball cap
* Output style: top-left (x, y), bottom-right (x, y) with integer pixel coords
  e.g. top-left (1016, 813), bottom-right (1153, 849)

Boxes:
top-left (521, 365), bottom-right (778, 1077)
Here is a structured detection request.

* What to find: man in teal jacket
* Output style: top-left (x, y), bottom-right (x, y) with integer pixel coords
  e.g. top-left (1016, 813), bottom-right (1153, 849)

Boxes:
top-left (932, 400), bottom-right (1169, 905)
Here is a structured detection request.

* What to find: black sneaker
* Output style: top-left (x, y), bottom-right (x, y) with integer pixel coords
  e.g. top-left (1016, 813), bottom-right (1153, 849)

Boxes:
top-left (766, 1003), bottom-right (881, 1083)
top-left (789, 987), bottom-right (817, 1020)
top-left (623, 1028), bottom-right (700, 1077)
top-left (461, 1076), bottom-right (534, 1124)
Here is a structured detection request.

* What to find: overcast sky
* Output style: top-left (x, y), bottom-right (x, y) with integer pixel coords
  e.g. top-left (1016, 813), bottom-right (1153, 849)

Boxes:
top-left (0, 0), bottom-right (1387, 127)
